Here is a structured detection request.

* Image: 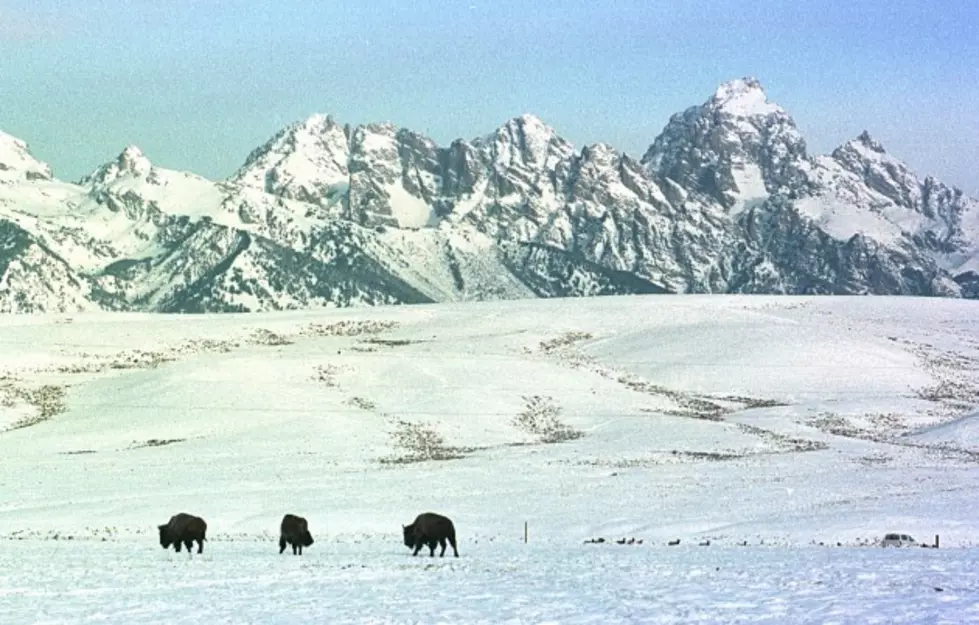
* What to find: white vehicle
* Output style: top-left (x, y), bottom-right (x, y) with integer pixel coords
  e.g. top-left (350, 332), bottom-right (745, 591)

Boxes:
top-left (881, 533), bottom-right (917, 547)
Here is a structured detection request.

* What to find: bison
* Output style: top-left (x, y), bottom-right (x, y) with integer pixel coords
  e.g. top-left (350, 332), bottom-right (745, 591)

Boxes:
top-left (403, 512), bottom-right (459, 558)
top-left (279, 513), bottom-right (314, 555)
top-left (158, 512), bottom-right (207, 554)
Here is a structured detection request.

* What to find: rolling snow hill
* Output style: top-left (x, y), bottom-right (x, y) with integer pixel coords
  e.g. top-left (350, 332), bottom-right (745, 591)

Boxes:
top-left (2, 78), bottom-right (977, 313)
top-left (1, 294), bottom-right (978, 541)
top-left (2, 295), bottom-right (979, 621)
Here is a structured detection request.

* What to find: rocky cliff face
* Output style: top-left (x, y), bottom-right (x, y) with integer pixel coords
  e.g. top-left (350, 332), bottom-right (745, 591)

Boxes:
top-left (1, 78), bottom-right (976, 312)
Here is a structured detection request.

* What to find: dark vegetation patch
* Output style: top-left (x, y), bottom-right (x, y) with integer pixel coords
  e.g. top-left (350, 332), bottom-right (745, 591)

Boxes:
top-left (1, 384), bottom-right (68, 432)
top-left (512, 395), bottom-right (583, 443)
top-left (128, 438), bottom-right (186, 449)
top-left (378, 420), bottom-right (480, 464)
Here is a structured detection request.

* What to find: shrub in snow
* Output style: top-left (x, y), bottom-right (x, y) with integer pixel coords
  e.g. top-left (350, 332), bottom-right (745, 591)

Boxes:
top-left (513, 395), bottom-right (583, 443)
top-left (381, 419), bottom-right (467, 463)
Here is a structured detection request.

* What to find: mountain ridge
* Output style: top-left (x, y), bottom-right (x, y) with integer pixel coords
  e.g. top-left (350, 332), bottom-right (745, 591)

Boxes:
top-left (1, 77), bottom-right (977, 313)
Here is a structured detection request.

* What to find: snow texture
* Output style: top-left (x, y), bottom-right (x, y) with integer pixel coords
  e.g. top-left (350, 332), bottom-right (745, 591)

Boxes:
top-left (1, 295), bottom-right (979, 621)
top-left (0, 131), bottom-right (52, 183)
top-left (1, 542), bottom-right (976, 624)
top-left (710, 77), bottom-right (783, 118)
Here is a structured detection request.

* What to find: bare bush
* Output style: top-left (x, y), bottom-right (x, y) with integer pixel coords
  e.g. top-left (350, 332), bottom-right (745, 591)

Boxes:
top-left (538, 331), bottom-right (594, 354)
top-left (807, 412), bottom-right (911, 442)
top-left (916, 379), bottom-right (979, 406)
top-left (736, 423), bottom-right (827, 453)
top-left (808, 413), bottom-right (862, 439)
top-left (856, 453), bottom-right (892, 466)
top-left (55, 340), bottom-right (239, 376)
top-left (311, 364), bottom-right (342, 388)
top-left (181, 339), bottom-right (238, 354)
top-left (4, 384), bottom-right (68, 431)
top-left (380, 419), bottom-right (468, 463)
top-left (571, 449), bottom-right (746, 468)
top-left (248, 328), bottom-right (294, 346)
top-left (299, 320), bottom-right (399, 338)
top-left (0, 386), bottom-right (16, 409)
top-left (903, 339), bottom-right (979, 414)
top-left (346, 396), bottom-right (377, 411)
top-left (717, 395), bottom-right (789, 409)
top-left (311, 364), bottom-right (342, 387)
top-left (513, 395), bottom-right (583, 443)
top-left (128, 438), bottom-right (186, 449)
top-left (361, 338), bottom-right (418, 347)
top-left (618, 375), bottom-right (727, 420)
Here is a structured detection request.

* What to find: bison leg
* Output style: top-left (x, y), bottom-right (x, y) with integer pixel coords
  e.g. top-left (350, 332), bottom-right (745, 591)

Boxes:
top-left (279, 537), bottom-right (287, 554)
top-left (174, 540), bottom-right (182, 553)
top-left (439, 537), bottom-right (447, 557)
top-left (196, 538), bottom-right (204, 554)
top-left (449, 534), bottom-right (459, 557)
top-left (428, 539), bottom-right (437, 557)
top-left (184, 539), bottom-right (194, 554)
top-left (412, 541), bottom-right (423, 556)
top-left (297, 543), bottom-right (303, 556)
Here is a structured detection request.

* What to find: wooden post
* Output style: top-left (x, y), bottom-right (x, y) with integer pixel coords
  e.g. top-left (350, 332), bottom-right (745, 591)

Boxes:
top-left (524, 521), bottom-right (528, 544)
top-left (935, 534), bottom-right (940, 549)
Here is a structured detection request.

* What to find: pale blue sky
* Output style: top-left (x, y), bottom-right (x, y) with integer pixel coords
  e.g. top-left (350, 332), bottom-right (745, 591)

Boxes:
top-left (1, 0), bottom-right (976, 193)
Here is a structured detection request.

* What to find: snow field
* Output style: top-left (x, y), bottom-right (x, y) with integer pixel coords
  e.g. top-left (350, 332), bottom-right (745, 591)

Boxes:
top-left (1, 541), bottom-right (978, 624)
top-left (2, 294), bottom-right (979, 621)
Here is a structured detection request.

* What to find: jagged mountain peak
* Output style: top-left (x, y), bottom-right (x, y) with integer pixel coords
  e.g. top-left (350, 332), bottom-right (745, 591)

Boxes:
top-left (478, 113), bottom-right (574, 170)
top-left (852, 130), bottom-right (887, 154)
top-left (580, 142), bottom-right (623, 167)
top-left (237, 113), bottom-right (347, 170)
top-left (641, 77), bottom-right (809, 209)
top-left (0, 130), bottom-right (54, 182)
top-left (832, 132), bottom-right (903, 172)
top-left (349, 121), bottom-right (420, 155)
top-left (503, 112), bottom-right (550, 130)
top-left (491, 113), bottom-right (562, 143)
top-left (118, 144), bottom-right (150, 169)
top-left (230, 112), bottom-right (351, 202)
top-left (80, 144), bottom-right (154, 187)
top-left (3, 76), bottom-right (978, 314)
top-left (297, 112), bottom-right (340, 130)
top-left (708, 76), bottom-right (782, 118)
top-left (826, 130), bottom-right (961, 215)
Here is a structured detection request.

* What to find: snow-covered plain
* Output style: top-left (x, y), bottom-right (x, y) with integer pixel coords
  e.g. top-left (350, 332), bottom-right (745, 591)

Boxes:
top-left (2, 294), bottom-right (979, 622)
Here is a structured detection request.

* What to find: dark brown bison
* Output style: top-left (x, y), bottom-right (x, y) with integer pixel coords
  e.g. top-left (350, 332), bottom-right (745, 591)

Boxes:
top-left (279, 513), bottom-right (314, 555)
top-left (158, 512), bottom-right (207, 554)
top-left (403, 512), bottom-right (458, 557)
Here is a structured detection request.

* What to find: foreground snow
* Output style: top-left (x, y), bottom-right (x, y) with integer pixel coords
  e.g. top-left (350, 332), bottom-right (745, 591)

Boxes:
top-left (1, 541), bottom-right (976, 624)
top-left (1, 294), bottom-right (979, 621)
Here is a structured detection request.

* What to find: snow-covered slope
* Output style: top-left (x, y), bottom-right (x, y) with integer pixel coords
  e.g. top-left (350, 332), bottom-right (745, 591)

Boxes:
top-left (2, 295), bottom-right (979, 622)
top-left (1, 295), bottom-right (979, 542)
top-left (0, 131), bottom-right (53, 183)
top-left (2, 77), bottom-right (978, 312)
top-left (907, 408), bottom-right (979, 452)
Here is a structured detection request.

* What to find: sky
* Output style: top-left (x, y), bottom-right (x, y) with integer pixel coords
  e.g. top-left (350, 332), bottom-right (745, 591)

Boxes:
top-left (1, 0), bottom-right (977, 194)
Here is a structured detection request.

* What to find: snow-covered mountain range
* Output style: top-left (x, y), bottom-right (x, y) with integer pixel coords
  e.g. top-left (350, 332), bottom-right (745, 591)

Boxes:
top-left (2, 77), bottom-right (977, 312)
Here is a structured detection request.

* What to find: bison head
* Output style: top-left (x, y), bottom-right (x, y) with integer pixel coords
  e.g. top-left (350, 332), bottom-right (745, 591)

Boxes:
top-left (158, 524), bottom-right (172, 549)
top-left (301, 530), bottom-right (314, 547)
top-left (402, 523), bottom-right (415, 548)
